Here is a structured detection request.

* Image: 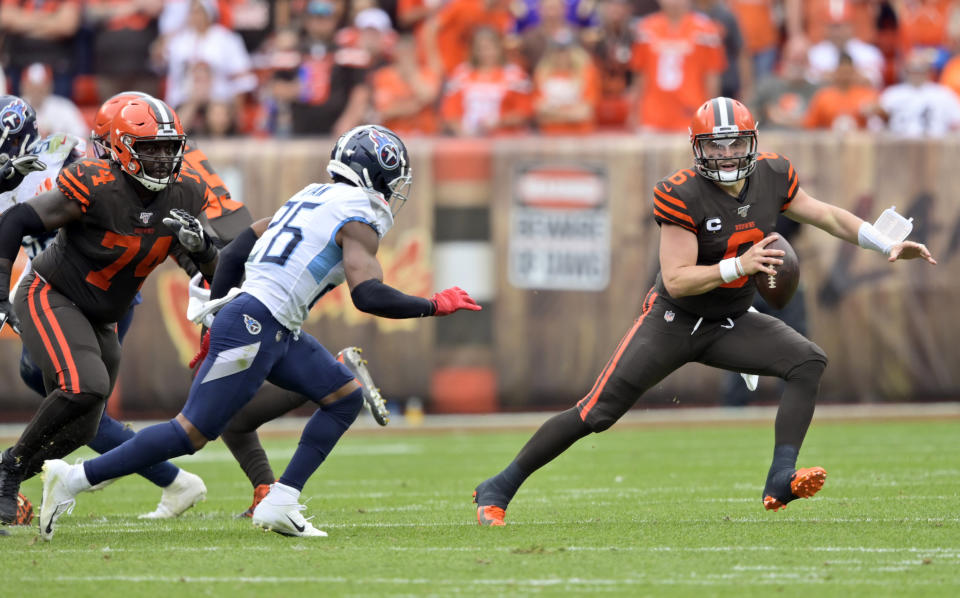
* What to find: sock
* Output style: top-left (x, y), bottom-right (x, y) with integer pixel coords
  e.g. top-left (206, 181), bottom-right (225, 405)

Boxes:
top-left (763, 444), bottom-right (800, 501)
top-left (774, 359), bottom-right (825, 446)
top-left (83, 420), bottom-right (195, 487)
top-left (278, 389), bottom-right (362, 492)
top-left (478, 407), bottom-right (592, 509)
top-left (88, 415), bottom-right (180, 488)
top-left (221, 392), bottom-right (307, 487)
top-left (265, 481), bottom-right (301, 504)
top-left (10, 391), bottom-right (99, 462)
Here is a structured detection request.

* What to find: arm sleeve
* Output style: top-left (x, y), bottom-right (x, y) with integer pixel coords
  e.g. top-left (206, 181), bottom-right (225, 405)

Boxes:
top-left (652, 181), bottom-right (698, 233)
top-left (210, 226), bottom-right (259, 300)
top-left (350, 278), bottom-right (436, 319)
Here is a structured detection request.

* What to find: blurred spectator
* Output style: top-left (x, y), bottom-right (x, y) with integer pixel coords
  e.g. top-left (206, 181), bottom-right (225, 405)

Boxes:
top-left (803, 52), bottom-right (879, 130)
top-left (897, 0), bottom-right (956, 70)
top-left (226, 0), bottom-right (277, 52)
top-left (532, 30), bottom-right (601, 134)
top-left (396, 0), bottom-right (445, 64)
top-left (19, 63), bottom-right (88, 139)
top-left (728, 0), bottom-right (780, 81)
top-left (337, 7), bottom-right (397, 69)
top-left (750, 38), bottom-right (820, 129)
top-left (801, 0), bottom-right (880, 45)
top-left (371, 34), bottom-right (442, 135)
top-left (583, 0), bottom-right (635, 128)
top-left (876, 50), bottom-right (960, 137)
top-left (176, 61), bottom-right (239, 137)
top-left (630, 0), bottom-right (725, 132)
top-left (428, 0), bottom-right (516, 75)
top-left (0, 0), bottom-right (81, 98)
top-left (695, 0), bottom-right (752, 101)
top-left (0, 66), bottom-right (6, 94)
top-left (162, 0), bottom-right (257, 131)
top-left (85, 0), bottom-right (163, 100)
top-left (441, 26), bottom-right (532, 136)
top-left (807, 6), bottom-right (885, 87)
top-left (512, 0), bottom-right (599, 34)
top-left (515, 0), bottom-right (582, 71)
top-left (256, 27), bottom-right (301, 136)
top-left (284, 0), bottom-right (372, 136)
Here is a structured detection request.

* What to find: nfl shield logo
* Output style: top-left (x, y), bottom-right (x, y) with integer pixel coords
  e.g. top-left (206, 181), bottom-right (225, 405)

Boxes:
top-left (243, 314), bottom-right (262, 335)
top-left (737, 205), bottom-right (751, 218)
top-left (139, 211), bottom-right (153, 224)
top-left (664, 310), bottom-right (675, 322)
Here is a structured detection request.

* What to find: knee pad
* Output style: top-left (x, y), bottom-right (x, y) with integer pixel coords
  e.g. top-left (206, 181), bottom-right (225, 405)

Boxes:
top-left (322, 389), bottom-right (364, 430)
top-left (19, 349), bottom-right (46, 397)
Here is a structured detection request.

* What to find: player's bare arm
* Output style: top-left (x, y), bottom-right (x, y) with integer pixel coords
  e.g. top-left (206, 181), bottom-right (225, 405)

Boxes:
top-left (659, 222), bottom-right (784, 298)
top-left (340, 219), bottom-right (384, 289)
top-left (785, 187), bottom-right (936, 265)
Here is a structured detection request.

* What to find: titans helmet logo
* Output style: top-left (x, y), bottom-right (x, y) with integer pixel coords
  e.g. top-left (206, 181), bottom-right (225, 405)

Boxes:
top-left (0, 100), bottom-right (27, 133)
top-left (368, 129), bottom-right (400, 170)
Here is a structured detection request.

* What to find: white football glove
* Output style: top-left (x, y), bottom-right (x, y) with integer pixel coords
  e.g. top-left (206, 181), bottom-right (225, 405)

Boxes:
top-left (163, 208), bottom-right (208, 254)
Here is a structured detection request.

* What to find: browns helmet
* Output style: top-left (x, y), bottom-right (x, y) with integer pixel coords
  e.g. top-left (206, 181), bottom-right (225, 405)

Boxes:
top-left (91, 91), bottom-right (152, 159)
top-left (110, 97), bottom-right (186, 191)
top-left (689, 97), bottom-right (758, 184)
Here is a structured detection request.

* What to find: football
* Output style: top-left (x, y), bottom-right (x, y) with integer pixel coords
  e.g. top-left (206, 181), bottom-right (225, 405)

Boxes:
top-left (754, 235), bottom-right (799, 310)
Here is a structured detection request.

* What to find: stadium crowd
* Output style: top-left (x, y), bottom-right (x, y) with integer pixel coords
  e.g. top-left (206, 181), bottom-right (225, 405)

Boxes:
top-left (3, 0), bottom-right (960, 141)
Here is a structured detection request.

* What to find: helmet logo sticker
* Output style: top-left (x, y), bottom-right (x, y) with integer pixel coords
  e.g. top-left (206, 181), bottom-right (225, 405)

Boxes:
top-left (1, 100), bottom-right (27, 133)
top-left (368, 129), bottom-right (400, 170)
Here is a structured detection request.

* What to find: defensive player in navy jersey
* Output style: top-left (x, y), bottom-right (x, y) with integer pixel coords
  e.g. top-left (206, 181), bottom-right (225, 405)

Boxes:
top-left (472, 97), bottom-right (937, 525)
top-left (40, 125), bottom-right (482, 539)
top-left (0, 97), bottom-right (219, 527)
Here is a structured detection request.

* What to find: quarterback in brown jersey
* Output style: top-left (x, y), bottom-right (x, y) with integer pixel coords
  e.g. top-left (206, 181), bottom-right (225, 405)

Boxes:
top-left (472, 97), bottom-right (937, 525)
top-left (0, 97), bottom-right (218, 525)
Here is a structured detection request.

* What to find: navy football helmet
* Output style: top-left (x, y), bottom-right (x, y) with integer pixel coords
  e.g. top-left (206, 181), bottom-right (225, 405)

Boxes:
top-left (327, 125), bottom-right (412, 216)
top-left (0, 95), bottom-right (39, 161)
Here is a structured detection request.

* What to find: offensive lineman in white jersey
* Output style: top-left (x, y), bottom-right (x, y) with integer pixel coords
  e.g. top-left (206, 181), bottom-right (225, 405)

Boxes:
top-left (40, 125), bottom-right (482, 539)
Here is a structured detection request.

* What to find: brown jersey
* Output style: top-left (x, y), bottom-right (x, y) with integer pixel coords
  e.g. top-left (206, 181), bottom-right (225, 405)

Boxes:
top-left (32, 158), bottom-right (209, 324)
top-left (652, 153), bottom-right (800, 320)
top-left (183, 142), bottom-right (253, 244)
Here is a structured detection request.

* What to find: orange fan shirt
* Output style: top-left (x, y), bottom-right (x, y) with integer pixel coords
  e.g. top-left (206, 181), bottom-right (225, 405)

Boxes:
top-left (533, 64), bottom-right (601, 135)
top-left (803, 85), bottom-right (878, 130)
top-left (804, 0), bottom-right (877, 44)
top-left (441, 63), bottom-right (532, 135)
top-left (728, 0), bottom-right (778, 53)
top-left (899, 0), bottom-right (952, 50)
top-left (631, 12), bottom-right (726, 131)
top-left (434, 0), bottom-right (514, 75)
top-left (371, 65), bottom-right (441, 135)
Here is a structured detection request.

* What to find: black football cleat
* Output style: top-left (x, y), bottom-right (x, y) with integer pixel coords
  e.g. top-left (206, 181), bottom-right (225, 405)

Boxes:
top-left (0, 449), bottom-right (26, 525)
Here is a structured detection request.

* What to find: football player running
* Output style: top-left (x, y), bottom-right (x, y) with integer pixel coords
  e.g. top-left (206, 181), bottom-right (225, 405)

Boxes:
top-left (0, 97), bottom-right (218, 529)
top-left (472, 97), bottom-right (936, 526)
top-left (40, 125), bottom-right (482, 539)
top-left (3, 93), bottom-right (212, 528)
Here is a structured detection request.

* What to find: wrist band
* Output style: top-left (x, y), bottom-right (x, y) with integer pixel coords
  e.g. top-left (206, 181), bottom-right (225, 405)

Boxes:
top-left (857, 222), bottom-right (893, 256)
top-left (719, 257), bottom-right (741, 283)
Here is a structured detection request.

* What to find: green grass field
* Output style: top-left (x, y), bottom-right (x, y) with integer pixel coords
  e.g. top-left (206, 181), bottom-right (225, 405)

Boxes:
top-left (2, 418), bottom-right (958, 598)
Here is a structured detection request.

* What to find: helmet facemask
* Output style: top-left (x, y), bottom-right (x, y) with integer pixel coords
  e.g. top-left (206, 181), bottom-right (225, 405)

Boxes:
top-left (693, 131), bottom-right (757, 184)
top-left (117, 135), bottom-right (186, 191)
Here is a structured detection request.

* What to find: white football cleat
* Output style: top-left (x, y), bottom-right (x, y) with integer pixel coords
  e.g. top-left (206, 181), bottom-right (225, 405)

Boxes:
top-left (337, 346), bottom-right (389, 426)
top-left (138, 470), bottom-right (206, 519)
top-left (39, 459), bottom-right (80, 541)
top-left (251, 490), bottom-right (328, 537)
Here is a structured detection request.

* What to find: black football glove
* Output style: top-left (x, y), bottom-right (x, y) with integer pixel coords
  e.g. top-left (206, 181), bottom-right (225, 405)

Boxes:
top-left (0, 155), bottom-right (46, 179)
top-left (0, 297), bottom-right (21, 336)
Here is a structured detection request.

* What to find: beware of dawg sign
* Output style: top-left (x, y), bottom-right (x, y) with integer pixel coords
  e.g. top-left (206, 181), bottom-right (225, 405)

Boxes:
top-left (508, 163), bottom-right (610, 291)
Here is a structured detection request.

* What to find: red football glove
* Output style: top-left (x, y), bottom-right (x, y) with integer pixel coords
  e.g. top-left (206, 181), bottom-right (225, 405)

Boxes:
top-left (430, 286), bottom-right (481, 316)
top-left (189, 330), bottom-right (211, 370)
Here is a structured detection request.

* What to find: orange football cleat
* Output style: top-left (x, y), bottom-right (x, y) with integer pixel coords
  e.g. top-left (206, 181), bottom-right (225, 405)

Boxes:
top-left (473, 491), bottom-right (506, 526)
top-left (14, 492), bottom-right (33, 525)
top-left (764, 466), bottom-right (827, 511)
top-left (236, 484), bottom-right (272, 519)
